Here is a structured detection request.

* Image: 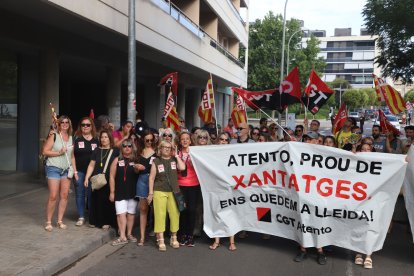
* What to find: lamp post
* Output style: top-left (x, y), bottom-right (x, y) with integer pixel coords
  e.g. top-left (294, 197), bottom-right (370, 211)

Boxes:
top-left (127, 0), bottom-right (136, 122)
top-left (277, 0), bottom-right (288, 135)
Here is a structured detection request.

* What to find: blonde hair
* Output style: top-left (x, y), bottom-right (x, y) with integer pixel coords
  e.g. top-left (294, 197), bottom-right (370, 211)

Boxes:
top-left (157, 140), bottom-right (174, 156)
top-left (57, 115), bottom-right (73, 136)
top-left (194, 129), bottom-right (211, 146)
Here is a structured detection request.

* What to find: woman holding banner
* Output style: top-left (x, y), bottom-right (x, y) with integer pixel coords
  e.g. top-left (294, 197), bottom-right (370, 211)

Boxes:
top-left (147, 141), bottom-right (186, 251)
top-left (42, 115), bottom-right (74, 231)
top-left (209, 132), bottom-right (237, 251)
top-left (177, 131), bottom-right (200, 247)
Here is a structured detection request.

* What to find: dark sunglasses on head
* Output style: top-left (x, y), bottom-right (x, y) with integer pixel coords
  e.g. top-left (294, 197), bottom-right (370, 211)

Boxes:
top-left (81, 123), bottom-right (91, 127)
top-left (145, 139), bottom-right (153, 143)
top-left (122, 144), bottom-right (133, 148)
top-left (163, 133), bottom-right (173, 137)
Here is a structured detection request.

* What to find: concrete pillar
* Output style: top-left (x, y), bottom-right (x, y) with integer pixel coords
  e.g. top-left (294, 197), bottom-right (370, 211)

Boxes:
top-left (177, 84), bottom-right (186, 121)
top-left (39, 49), bottom-right (59, 139)
top-left (106, 67), bottom-right (122, 129)
top-left (192, 88), bottom-right (201, 128)
top-left (19, 54), bottom-right (40, 172)
top-left (223, 93), bottom-right (231, 124)
top-left (144, 78), bottom-right (161, 129)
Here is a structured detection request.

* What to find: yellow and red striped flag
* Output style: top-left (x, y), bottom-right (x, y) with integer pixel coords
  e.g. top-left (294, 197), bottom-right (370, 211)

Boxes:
top-left (198, 74), bottom-right (215, 124)
top-left (231, 95), bottom-right (247, 128)
top-left (373, 74), bottom-right (406, 114)
top-left (162, 91), bottom-right (181, 131)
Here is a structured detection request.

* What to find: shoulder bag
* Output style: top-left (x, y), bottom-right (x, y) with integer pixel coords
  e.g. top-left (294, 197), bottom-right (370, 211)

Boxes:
top-left (90, 149), bottom-right (113, 191)
top-left (164, 158), bottom-right (186, 212)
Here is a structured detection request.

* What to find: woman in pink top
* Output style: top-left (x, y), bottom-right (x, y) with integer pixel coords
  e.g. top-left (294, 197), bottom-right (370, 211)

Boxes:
top-left (177, 131), bottom-right (200, 247)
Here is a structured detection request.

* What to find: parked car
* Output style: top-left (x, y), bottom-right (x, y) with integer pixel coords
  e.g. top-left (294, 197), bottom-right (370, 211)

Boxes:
top-left (373, 115), bottom-right (401, 131)
top-left (349, 112), bottom-right (360, 122)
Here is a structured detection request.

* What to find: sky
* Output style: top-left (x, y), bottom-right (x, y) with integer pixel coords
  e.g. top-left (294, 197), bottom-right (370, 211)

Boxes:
top-left (248, 0), bottom-right (367, 36)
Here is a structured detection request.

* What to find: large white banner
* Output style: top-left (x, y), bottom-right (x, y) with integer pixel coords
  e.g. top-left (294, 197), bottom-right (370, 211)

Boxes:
top-left (404, 146), bottom-right (414, 241)
top-left (190, 142), bottom-right (407, 254)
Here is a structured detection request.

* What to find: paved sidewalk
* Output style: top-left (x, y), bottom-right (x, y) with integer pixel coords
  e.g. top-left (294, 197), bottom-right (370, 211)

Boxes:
top-left (0, 173), bottom-right (114, 276)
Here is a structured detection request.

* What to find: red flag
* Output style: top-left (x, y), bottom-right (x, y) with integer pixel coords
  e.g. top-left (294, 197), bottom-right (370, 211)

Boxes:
top-left (304, 69), bottom-right (333, 96)
top-left (89, 109), bottom-right (95, 119)
top-left (302, 69), bottom-right (334, 114)
top-left (378, 109), bottom-right (401, 135)
top-left (332, 103), bottom-right (348, 135)
top-left (232, 87), bottom-right (277, 110)
top-left (280, 66), bottom-right (302, 104)
top-left (162, 92), bottom-right (181, 131)
top-left (198, 75), bottom-right (215, 124)
top-left (159, 72), bottom-right (178, 96)
top-left (373, 74), bottom-right (406, 114)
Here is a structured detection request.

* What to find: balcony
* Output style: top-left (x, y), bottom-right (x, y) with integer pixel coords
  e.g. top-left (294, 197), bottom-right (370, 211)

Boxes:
top-left (324, 68), bottom-right (374, 74)
top-left (225, 0), bottom-right (246, 26)
top-left (320, 46), bottom-right (375, 51)
top-left (153, 0), bottom-right (244, 68)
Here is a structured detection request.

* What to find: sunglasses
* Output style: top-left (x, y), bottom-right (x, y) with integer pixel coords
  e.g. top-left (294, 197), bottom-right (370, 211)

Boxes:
top-left (122, 144), bottom-right (133, 148)
top-left (219, 137), bottom-right (229, 142)
top-left (198, 136), bottom-right (208, 140)
top-left (60, 121), bottom-right (69, 124)
top-left (145, 139), bottom-right (153, 143)
top-left (237, 127), bottom-right (246, 131)
top-left (81, 123), bottom-right (91, 127)
top-left (163, 133), bottom-right (173, 138)
top-left (252, 132), bottom-right (260, 135)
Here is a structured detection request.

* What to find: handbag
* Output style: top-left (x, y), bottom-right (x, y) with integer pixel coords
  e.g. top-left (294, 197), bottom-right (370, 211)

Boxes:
top-left (91, 149), bottom-right (113, 191)
top-left (165, 159), bottom-right (186, 212)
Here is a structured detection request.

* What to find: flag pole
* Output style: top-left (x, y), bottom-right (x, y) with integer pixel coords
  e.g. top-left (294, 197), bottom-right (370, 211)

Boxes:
top-left (210, 73), bottom-right (219, 136)
top-left (236, 93), bottom-right (292, 139)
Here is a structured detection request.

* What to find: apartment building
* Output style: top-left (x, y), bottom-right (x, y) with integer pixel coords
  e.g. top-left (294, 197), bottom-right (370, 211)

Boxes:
top-left (0, 0), bottom-right (248, 172)
top-left (304, 28), bottom-right (379, 88)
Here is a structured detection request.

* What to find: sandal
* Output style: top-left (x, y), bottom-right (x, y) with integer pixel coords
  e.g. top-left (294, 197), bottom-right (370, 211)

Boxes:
top-left (127, 235), bottom-right (137, 243)
top-left (363, 257), bottom-right (373, 269)
top-left (355, 254), bottom-right (363, 265)
top-left (57, 221), bottom-right (67, 229)
top-left (157, 239), bottom-right (166, 251)
top-left (137, 238), bottom-right (145, 246)
top-left (170, 235), bottom-right (180, 249)
top-left (209, 242), bottom-right (221, 250)
top-left (75, 218), bottom-right (85, 227)
top-left (102, 225), bottom-right (111, 230)
top-left (44, 222), bottom-right (53, 232)
top-left (229, 242), bottom-right (237, 251)
top-left (111, 238), bottom-right (128, 246)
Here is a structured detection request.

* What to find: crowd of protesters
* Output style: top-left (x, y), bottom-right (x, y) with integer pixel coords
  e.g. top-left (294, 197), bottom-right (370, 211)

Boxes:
top-left (41, 113), bottom-right (413, 268)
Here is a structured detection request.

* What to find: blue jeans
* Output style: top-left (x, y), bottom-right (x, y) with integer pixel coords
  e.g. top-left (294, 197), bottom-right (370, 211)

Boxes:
top-left (73, 171), bottom-right (91, 218)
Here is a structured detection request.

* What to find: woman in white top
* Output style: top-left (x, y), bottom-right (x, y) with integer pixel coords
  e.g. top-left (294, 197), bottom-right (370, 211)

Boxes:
top-left (42, 115), bottom-right (75, 231)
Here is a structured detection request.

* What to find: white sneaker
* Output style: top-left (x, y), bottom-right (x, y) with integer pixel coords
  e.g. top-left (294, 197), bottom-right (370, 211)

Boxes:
top-left (75, 218), bottom-right (85, 226)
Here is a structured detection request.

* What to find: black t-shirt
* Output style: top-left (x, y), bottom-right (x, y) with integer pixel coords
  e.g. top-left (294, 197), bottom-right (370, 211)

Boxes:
top-left (74, 136), bottom-right (99, 173)
top-left (91, 147), bottom-right (119, 178)
top-left (114, 157), bottom-right (138, 201)
top-left (137, 152), bottom-right (156, 174)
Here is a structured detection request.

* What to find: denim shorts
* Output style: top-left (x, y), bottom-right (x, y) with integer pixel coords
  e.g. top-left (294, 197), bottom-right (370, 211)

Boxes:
top-left (136, 173), bottom-right (149, 198)
top-left (45, 165), bottom-right (68, 180)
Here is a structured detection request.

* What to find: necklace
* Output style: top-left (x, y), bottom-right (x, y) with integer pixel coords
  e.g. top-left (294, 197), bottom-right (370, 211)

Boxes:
top-left (100, 148), bottom-right (110, 167)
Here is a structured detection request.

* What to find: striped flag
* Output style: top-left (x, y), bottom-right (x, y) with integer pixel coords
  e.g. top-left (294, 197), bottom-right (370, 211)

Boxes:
top-left (198, 74), bottom-right (215, 124)
top-left (162, 92), bottom-right (181, 131)
top-left (373, 74), bottom-right (406, 114)
top-left (231, 95), bottom-right (247, 128)
top-left (378, 109), bottom-right (400, 135)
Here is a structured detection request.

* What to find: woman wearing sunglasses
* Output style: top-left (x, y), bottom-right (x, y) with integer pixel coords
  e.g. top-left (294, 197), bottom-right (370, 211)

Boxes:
top-left (134, 130), bottom-right (156, 245)
top-left (209, 132), bottom-right (237, 251)
top-left (71, 117), bottom-right (98, 226)
top-left (85, 130), bottom-right (118, 230)
top-left (160, 128), bottom-right (175, 145)
top-left (42, 115), bottom-right (74, 231)
top-left (177, 131), bottom-right (200, 247)
top-left (148, 140), bottom-right (186, 251)
top-left (109, 138), bottom-right (139, 245)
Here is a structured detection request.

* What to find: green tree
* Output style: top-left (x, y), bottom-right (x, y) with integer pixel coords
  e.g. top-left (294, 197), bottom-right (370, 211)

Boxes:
top-left (291, 36), bottom-right (326, 89)
top-left (327, 78), bottom-right (352, 107)
top-left (363, 0), bottom-right (414, 84)
top-left (247, 12), bottom-right (325, 90)
top-left (342, 89), bottom-right (368, 109)
top-left (404, 89), bottom-right (414, 103)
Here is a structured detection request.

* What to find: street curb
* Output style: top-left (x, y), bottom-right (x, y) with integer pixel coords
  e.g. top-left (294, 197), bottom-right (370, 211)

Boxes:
top-left (17, 230), bottom-right (115, 276)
